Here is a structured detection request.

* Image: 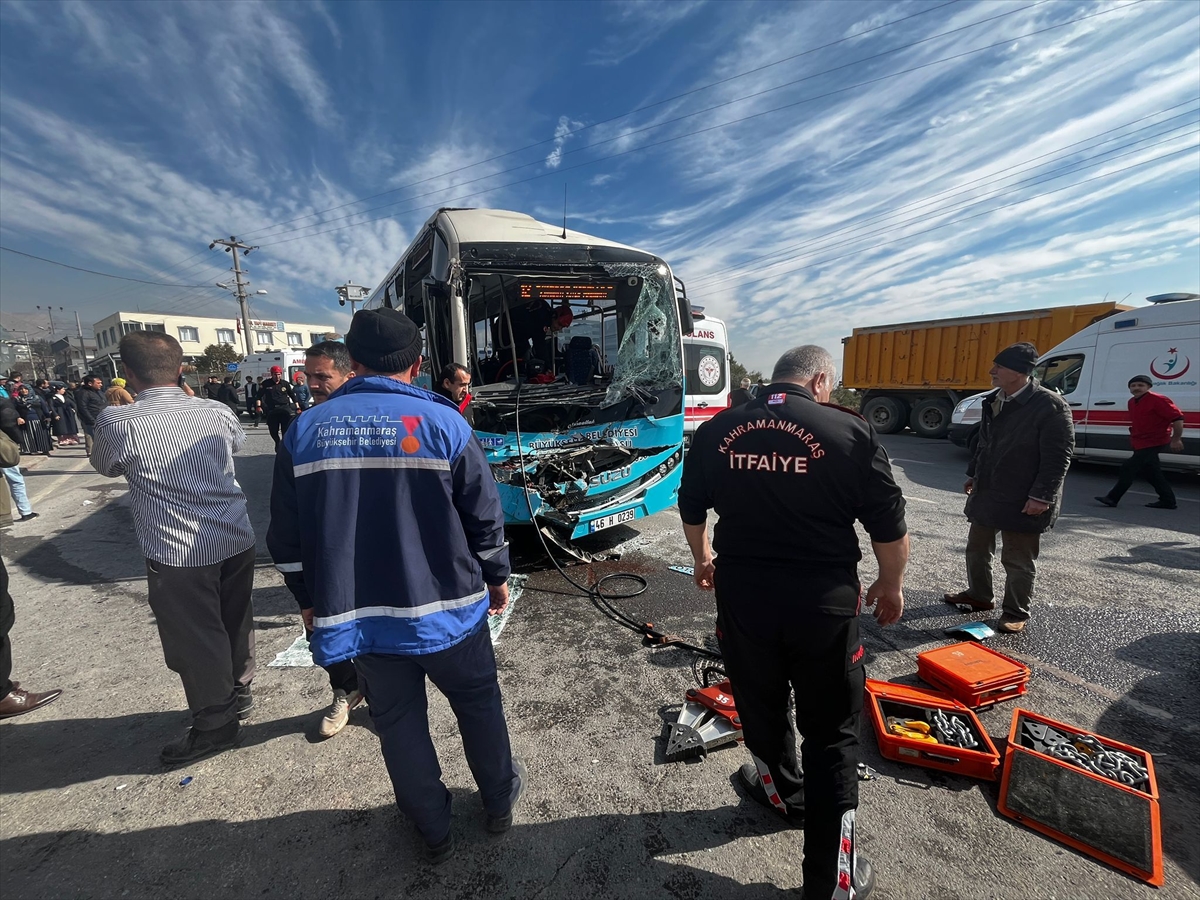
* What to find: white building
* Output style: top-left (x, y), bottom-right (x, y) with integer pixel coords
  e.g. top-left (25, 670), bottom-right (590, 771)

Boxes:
top-left (90, 311), bottom-right (338, 377)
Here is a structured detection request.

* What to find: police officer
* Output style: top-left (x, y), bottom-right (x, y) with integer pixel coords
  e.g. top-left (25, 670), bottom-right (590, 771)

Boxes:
top-left (257, 365), bottom-right (301, 448)
top-left (679, 345), bottom-right (909, 900)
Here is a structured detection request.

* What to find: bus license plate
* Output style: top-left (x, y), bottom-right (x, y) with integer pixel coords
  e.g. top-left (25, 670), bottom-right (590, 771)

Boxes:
top-left (589, 508), bottom-right (636, 533)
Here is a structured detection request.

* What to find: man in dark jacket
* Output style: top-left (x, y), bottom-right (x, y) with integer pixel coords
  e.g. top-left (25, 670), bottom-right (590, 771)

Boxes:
top-left (943, 343), bottom-right (1074, 633)
top-left (75, 375), bottom-right (107, 457)
top-left (268, 309), bottom-right (523, 863)
top-left (679, 344), bottom-right (907, 900)
top-left (729, 377), bottom-right (755, 407)
top-left (244, 376), bottom-right (260, 427)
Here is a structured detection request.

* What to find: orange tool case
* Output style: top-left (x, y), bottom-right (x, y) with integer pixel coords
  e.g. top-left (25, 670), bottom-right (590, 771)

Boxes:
top-left (864, 679), bottom-right (1001, 781)
top-left (998, 708), bottom-right (1163, 887)
top-left (917, 642), bottom-right (1030, 709)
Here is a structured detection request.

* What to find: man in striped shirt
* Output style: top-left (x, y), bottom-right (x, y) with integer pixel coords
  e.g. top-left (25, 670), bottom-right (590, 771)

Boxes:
top-left (92, 331), bottom-right (256, 766)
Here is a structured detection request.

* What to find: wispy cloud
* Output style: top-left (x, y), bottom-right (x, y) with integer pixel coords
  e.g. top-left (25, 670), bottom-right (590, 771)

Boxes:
top-left (546, 115), bottom-right (585, 169)
top-left (588, 0), bottom-right (707, 66)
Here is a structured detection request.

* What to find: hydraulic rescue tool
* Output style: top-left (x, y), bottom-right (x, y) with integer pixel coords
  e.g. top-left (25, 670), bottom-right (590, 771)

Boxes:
top-left (665, 680), bottom-right (742, 761)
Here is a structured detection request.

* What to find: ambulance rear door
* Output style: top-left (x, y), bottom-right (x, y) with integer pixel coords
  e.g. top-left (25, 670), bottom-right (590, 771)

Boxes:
top-left (683, 317), bottom-right (729, 437)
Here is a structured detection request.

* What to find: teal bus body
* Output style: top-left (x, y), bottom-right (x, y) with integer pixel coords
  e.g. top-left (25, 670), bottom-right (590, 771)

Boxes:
top-left (363, 208), bottom-right (692, 547)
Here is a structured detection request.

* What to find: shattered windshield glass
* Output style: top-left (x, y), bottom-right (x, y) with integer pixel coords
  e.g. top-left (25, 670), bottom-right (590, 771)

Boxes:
top-left (601, 263), bottom-right (681, 407)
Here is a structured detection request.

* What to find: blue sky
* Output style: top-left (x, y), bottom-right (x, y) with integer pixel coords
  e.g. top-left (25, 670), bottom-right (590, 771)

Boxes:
top-left (1, 0), bottom-right (1197, 373)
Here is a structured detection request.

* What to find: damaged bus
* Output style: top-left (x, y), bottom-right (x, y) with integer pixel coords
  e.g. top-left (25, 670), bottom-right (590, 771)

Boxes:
top-left (363, 208), bottom-right (693, 551)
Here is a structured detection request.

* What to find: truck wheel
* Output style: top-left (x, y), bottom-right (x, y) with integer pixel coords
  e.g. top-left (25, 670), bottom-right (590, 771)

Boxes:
top-left (910, 398), bottom-right (954, 438)
top-left (862, 397), bottom-right (906, 434)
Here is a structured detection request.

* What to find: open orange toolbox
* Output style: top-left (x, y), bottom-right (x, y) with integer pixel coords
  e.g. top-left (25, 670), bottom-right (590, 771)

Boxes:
top-left (998, 708), bottom-right (1163, 887)
top-left (917, 642), bottom-right (1030, 710)
top-left (864, 678), bottom-right (1000, 780)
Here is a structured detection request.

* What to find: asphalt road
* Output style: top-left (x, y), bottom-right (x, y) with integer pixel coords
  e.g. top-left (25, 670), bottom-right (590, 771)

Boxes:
top-left (1, 428), bottom-right (1197, 900)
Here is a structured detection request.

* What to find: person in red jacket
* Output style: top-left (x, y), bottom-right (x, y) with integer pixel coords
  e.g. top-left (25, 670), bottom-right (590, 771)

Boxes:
top-left (1096, 375), bottom-right (1185, 510)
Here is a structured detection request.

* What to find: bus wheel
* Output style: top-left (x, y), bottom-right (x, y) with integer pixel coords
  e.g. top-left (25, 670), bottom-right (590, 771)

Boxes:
top-left (862, 397), bottom-right (906, 434)
top-left (910, 398), bottom-right (954, 438)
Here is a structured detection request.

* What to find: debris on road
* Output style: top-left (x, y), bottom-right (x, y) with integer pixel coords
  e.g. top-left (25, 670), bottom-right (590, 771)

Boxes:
top-left (267, 633), bottom-right (314, 668)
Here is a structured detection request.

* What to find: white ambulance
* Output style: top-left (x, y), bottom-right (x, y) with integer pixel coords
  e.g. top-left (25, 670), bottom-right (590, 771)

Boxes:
top-left (950, 294), bottom-right (1199, 471)
top-left (683, 313), bottom-right (731, 438)
top-left (236, 351), bottom-right (307, 385)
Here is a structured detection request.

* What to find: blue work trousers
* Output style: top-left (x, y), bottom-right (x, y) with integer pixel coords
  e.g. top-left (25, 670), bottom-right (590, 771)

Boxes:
top-left (2, 466), bottom-right (32, 517)
top-left (355, 621), bottom-right (517, 844)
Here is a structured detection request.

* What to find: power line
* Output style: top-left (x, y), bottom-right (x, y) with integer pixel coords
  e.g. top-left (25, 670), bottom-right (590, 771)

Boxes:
top-left (686, 102), bottom-right (1200, 289)
top-left (256, 0), bottom-right (1141, 248)
top-left (686, 140), bottom-right (1199, 301)
top-left (238, 0), bottom-right (968, 239)
top-left (0, 246), bottom-right (217, 287)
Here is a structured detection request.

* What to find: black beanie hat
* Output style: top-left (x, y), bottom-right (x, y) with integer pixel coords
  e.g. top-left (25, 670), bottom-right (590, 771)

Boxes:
top-left (345, 308), bottom-right (422, 373)
top-left (1128, 374), bottom-right (1153, 387)
top-left (993, 342), bottom-right (1039, 375)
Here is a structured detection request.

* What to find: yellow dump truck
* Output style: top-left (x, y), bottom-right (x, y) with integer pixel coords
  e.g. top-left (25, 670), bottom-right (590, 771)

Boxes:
top-left (842, 301), bottom-right (1130, 438)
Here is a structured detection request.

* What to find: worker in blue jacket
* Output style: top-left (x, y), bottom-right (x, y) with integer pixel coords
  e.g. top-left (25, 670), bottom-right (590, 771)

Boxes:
top-left (267, 308), bottom-right (524, 863)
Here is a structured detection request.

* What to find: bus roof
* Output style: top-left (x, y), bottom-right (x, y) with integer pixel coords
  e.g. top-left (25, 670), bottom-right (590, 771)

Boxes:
top-left (436, 208), bottom-right (645, 254)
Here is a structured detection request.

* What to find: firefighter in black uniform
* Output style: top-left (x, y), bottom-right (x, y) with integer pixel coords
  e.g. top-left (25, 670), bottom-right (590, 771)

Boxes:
top-left (679, 345), bottom-right (909, 900)
top-left (257, 365), bottom-right (301, 449)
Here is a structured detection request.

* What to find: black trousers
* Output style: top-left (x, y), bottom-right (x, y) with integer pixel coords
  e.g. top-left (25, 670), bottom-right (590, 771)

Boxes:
top-left (266, 409), bottom-right (295, 448)
top-left (1, 560), bottom-right (14, 696)
top-left (145, 545), bottom-right (256, 731)
top-left (356, 622), bottom-right (518, 844)
top-left (1105, 444), bottom-right (1176, 506)
top-left (714, 562), bottom-right (864, 899)
top-left (245, 402), bottom-right (260, 426)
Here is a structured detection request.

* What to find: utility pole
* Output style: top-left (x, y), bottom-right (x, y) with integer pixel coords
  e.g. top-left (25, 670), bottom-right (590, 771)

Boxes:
top-left (335, 281), bottom-right (371, 315)
top-left (210, 236), bottom-right (258, 357)
top-left (75, 311), bottom-right (89, 377)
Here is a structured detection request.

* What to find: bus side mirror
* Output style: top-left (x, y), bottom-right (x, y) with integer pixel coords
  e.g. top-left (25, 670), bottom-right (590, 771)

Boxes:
top-left (677, 293), bottom-right (694, 336)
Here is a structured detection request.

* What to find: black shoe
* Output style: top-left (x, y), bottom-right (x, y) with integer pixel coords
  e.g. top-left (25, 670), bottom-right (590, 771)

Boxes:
top-left (424, 831), bottom-right (455, 864)
top-left (236, 686), bottom-right (253, 720)
top-left (737, 762), bottom-right (804, 827)
top-left (1146, 500), bottom-right (1177, 509)
top-left (1095, 496), bottom-right (1117, 508)
top-left (18, 512), bottom-right (39, 522)
top-left (800, 856), bottom-right (875, 900)
top-left (160, 721), bottom-right (240, 766)
top-left (486, 754), bottom-right (527, 834)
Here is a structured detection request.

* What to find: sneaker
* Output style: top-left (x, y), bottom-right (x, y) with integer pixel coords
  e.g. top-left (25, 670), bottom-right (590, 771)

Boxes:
top-left (236, 686), bottom-right (253, 720)
top-left (160, 721), bottom-right (240, 766)
top-left (1145, 500), bottom-right (1177, 509)
top-left (1095, 496), bottom-right (1118, 508)
top-left (997, 615), bottom-right (1028, 634)
top-left (486, 754), bottom-right (527, 833)
top-left (424, 831), bottom-right (455, 864)
top-left (17, 512), bottom-right (39, 522)
top-left (737, 762), bottom-right (805, 827)
top-left (942, 590), bottom-right (994, 612)
top-left (318, 688), bottom-right (363, 738)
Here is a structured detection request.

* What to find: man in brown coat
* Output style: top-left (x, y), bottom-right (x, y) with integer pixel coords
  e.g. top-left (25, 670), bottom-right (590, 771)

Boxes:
top-left (943, 343), bottom-right (1074, 633)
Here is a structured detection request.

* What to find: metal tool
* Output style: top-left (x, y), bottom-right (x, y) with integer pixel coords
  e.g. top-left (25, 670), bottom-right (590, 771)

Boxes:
top-left (931, 708), bottom-right (979, 749)
top-left (1020, 720), bottom-right (1150, 791)
top-left (665, 680), bottom-right (742, 761)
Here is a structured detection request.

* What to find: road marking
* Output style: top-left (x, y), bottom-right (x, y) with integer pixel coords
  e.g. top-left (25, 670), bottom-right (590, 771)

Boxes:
top-left (26, 456), bottom-right (99, 506)
top-left (889, 458), bottom-right (934, 465)
top-left (906, 496), bottom-right (937, 504)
